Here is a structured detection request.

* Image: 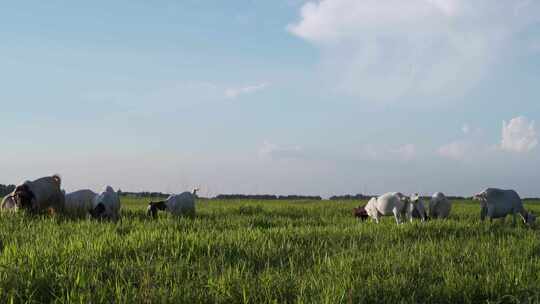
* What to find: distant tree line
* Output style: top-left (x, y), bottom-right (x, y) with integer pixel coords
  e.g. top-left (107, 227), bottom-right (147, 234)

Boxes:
top-left (118, 191), bottom-right (169, 199)
top-left (0, 184), bottom-right (16, 197)
top-left (0, 183), bottom-right (537, 201)
top-left (214, 194), bottom-right (322, 200)
top-left (329, 194), bottom-right (375, 200)
top-left (446, 196), bottom-right (466, 200)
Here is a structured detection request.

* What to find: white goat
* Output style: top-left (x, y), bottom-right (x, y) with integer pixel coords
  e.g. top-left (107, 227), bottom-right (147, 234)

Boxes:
top-left (89, 186), bottom-right (121, 220)
top-left (147, 189), bottom-right (198, 218)
top-left (64, 189), bottom-right (98, 217)
top-left (429, 192), bottom-right (452, 219)
top-left (408, 193), bottom-right (428, 222)
top-left (473, 188), bottom-right (535, 225)
top-left (365, 192), bottom-right (410, 224)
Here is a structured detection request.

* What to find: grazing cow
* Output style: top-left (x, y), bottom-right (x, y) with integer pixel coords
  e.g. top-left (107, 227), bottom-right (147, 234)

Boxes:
top-left (409, 193), bottom-right (428, 222)
top-left (64, 189), bottom-right (97, 217)
top-left (429, 192), bottom-right (452, 219)
top-left (365, 192), bottom-right (410, 224)
top-left (473, 188), bottom-right (536, 225)
top-left (1, 195), bottom-right (16, 210)
top-left (11, 175), bottom-right (65, 213)
top-left (353, 205), bottom-right (369, 221)
top-left (89, 186), bottom-right (121, 220)
top-left (147, 189), bottom-right (198, 218)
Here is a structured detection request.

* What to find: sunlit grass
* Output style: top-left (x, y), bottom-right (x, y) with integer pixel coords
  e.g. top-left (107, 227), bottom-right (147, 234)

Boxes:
top-left (0, 198), bottom-right (539, 303)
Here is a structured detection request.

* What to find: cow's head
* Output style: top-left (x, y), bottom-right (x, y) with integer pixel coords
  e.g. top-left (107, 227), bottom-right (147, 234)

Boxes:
top-left (526, 213), bottom-right (536, 225)
top-left (13, 184), bottom-right (34, 211)
top-left (472, 192), bottom-right (488, 208)
top-left (89, 203), bottom-right (106, 219)
top-left (409, 193), bottom-right (428, 221)
top-left (147, 201), bottom-right (167, 219)
top-left (353, 206), bottom-right (369, 221)
top-left (394, 192), bottom-right (407, 201)
top-left (472, 192), bottom-right (486, 201)
top-left (89, 186), bottom-right (119, 219)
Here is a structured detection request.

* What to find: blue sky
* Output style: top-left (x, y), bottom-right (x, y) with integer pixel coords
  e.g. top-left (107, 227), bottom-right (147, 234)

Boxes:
top-left (1, 0), bottom-right (540, 197)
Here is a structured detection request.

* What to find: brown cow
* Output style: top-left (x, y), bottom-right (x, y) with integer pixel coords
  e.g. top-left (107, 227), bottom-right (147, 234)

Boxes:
top-left (11, 175), bottom-right (65, 213)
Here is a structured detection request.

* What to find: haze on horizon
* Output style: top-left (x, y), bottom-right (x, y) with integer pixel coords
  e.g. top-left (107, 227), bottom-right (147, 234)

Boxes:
top-left (1, 0), bottom-right (540, 198)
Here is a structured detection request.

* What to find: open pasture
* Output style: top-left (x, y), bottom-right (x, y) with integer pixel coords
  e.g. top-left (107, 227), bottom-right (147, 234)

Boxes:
top-left (1, 198), bottom-right (540, 303)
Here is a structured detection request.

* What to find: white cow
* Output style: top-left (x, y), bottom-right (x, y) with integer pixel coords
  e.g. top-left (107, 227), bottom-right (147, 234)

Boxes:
top-left (365, 192), bottom-right (410, 224)
top-left (409, 193), bottom-right (428, 222)
top-left (11, 175), bottom-right (65, 213)
top-left (147, 189), bottom-right (198, 218)
top-left (64, 189), bottom-right (97, 217)
top-left (429, 192), bottom-right (452, 219)
top-left (89, 186), bottom-right (121, 220)
top-left (473, 188), bottom-right (536, 225)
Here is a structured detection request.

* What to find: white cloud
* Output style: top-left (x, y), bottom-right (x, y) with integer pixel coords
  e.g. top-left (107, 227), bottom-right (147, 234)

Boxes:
top-left (461, 123), bottom-right (485, 136)
top-left (225, 83), bottom-right (270, 99)
top-left (86, 81), bottom-right (272, 115)
top-left (288, 0), bottom-right (540, 102)
top-left (259, 141), bottom-right (305, 160)
top-left (501, 116), bottom-right (538, 153)
top-left (438, 140), bottom-right (473, 161)
top-left (439, 117), bottom-right (538, 160)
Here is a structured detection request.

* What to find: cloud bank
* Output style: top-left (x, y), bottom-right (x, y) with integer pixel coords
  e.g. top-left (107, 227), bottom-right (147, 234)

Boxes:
top-left (501, 116), bottom-right (538, 153)
top-left (438, 116), bottom-right (538, 160)
top-left (288, 0), bottom-right (540, 102)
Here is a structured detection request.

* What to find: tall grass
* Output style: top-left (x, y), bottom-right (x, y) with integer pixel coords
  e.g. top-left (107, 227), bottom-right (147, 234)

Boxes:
top-left (0, 198), bottom-right (539, 303)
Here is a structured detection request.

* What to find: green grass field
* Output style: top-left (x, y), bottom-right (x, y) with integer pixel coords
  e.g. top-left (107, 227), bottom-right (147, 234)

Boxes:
top-left (1, 198), bottom-right (540, 303)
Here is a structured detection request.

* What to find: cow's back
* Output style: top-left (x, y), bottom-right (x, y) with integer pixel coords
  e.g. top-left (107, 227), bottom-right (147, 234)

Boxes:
top-left (484, 188), bottom-right (522, 217)
top-left (376, 192), bottom-right (404, 215)
top-left (167, 192), bottom-right (195, 215)
top-left (26, 176), bottom-right (64, 211)
top-left (430, 192), bottom-right (451, 217)
top-left (65, 189), bottom-right (96, 213)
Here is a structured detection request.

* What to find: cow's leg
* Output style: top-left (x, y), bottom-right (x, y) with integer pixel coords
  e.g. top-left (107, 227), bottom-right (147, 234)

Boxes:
top-left (487, 205), bottom-right (496, 224)
top-left (393, 208), bottom-right (401, 224)
top-left (480, 206), bottom-right (487, 222)
top-left (512, 211), bottom-right (517, 226)
top-left (370, 211), bottom-right (380, 224)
